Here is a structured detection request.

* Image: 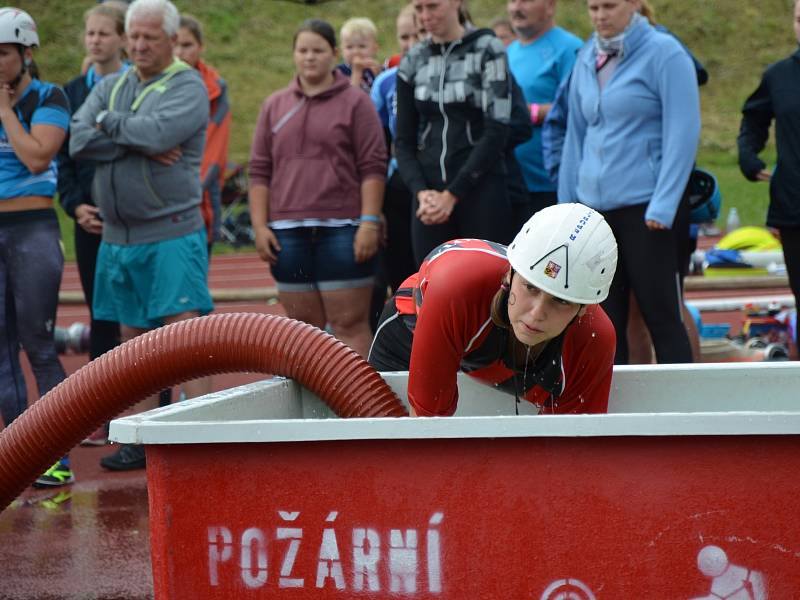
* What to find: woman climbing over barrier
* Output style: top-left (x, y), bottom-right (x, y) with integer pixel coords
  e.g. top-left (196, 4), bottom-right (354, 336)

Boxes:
top-left (368, 203), bottom-right (618, 417)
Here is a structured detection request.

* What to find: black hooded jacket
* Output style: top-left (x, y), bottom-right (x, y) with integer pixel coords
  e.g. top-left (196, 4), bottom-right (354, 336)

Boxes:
top-left (395, 27), bottom-right (530, 201)
top-left (738, 49), bottom-right (800, 228)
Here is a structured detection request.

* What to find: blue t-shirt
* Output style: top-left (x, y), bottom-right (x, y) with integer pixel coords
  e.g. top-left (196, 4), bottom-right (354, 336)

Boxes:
top-left (508, 27), bottom-right (582, 192)
top-left (370, 66), bottom-right (398, 177)
top-left (0, 79), bottom-right (70, 199)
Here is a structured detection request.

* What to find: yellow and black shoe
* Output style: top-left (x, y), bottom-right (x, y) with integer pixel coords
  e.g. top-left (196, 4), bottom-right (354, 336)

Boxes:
top-left (33, 460), bottom-right (75, 488)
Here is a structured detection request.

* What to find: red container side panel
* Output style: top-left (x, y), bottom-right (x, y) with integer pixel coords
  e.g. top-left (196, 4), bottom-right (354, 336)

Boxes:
top-left (146, 437), bottom-right (800, 599)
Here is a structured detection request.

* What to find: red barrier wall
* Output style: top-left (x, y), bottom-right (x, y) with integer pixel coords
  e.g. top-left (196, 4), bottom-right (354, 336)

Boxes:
top-left (146, 435), bottom-right (799, 598)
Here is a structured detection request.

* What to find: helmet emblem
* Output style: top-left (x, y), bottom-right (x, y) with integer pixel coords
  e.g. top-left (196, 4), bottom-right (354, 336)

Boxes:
top-left (544, 261), bottom-right (562, 279)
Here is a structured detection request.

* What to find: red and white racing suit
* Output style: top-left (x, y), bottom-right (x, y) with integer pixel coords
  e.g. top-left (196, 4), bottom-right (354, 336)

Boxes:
top-left (368, 239), bottom-right (616, 416)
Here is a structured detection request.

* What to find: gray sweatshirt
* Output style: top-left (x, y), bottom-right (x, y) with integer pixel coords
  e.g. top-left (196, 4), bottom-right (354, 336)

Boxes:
top-left (69, 61), bottom-right (209, 245)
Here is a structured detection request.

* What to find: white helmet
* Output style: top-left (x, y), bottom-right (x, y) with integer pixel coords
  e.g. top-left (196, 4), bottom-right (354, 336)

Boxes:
top-left (507, 203), bottom-right (617, 304)
top-left (0, 8), bottom-right (39, 47)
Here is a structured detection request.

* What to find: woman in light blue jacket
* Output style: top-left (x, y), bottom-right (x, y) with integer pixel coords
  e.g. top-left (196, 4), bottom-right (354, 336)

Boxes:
top-left (558, 0), bottom-right (700, 364)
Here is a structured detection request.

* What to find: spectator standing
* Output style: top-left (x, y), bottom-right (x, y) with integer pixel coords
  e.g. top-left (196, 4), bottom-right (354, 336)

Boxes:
top-left (0, 8), bottom-right (73, 486)
top-left (174, 14), bottom-right (231, 254)
top-left (558, 0), bottom-right (700, 364)
top-left (249, 19), bottom-right (387, 358)
top-left (396, 0), bottom-right (516, 265)
top-left (541, 1), bottom-right (708, 364)
top-left (384, 9), bottom-right (420, 70)
top-left (738, 0), bottom-right (800, 354)
top-left (70, 0), bottom-right (213, 471)
top-left (507, 0), bottom-right (581, 227)
top-left (542, 1), bottom-right (708, 186)
top-left (57, 3), bottom-right (127, 445)
top-left (337, 17), bottom-right (382, 92)
top-left (370, 4), bottom-right (419, 293)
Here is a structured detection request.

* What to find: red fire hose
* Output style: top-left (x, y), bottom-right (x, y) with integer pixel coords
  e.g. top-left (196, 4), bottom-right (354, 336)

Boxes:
top-left (0, 313), bottom-right (407, 511)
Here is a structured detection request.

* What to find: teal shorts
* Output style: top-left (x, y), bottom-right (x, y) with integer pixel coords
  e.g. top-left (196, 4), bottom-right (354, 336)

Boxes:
top-left (93, 229), bottom-right (214, 329)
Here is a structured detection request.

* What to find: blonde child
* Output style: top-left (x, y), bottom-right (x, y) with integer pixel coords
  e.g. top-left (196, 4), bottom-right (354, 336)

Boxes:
top-left (337, 17), bottom-right (381, 91)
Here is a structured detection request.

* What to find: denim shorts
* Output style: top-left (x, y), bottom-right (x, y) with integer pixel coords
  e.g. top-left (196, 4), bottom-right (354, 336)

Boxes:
top-left (93, 229), bottom-right (214, 329)
top-left (271, 225), bottom-right (375, 292)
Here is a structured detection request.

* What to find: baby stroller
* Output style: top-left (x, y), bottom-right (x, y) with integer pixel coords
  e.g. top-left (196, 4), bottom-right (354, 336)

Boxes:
top-left (218, 162), bottom-right (254, 248)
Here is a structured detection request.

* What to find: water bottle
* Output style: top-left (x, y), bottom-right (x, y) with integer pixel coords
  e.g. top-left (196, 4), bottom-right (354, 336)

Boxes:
top-left (726, 207), bottom-right (741, 233)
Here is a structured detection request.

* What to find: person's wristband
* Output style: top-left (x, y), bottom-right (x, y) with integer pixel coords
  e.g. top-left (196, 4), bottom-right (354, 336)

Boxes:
top-left (530, 103), bottom-right (541, 125)
top-left (360, 214), bottom-right (381, 224)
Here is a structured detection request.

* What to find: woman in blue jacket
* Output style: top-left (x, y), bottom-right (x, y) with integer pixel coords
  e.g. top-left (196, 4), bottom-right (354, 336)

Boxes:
top-left (558, 0), bottom-right (700, 364)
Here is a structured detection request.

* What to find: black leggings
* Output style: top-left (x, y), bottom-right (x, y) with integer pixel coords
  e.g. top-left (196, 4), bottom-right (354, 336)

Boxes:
top-left (74, 223), bottom-right (120, 361)
top-left (602, 200), bottom-right (692, 364)
top-left (411, 173), bottom-right (514, 266)
top-left (383, 171), bottom-right (417, 293)
top-left (779, 227), bottom-right (800, 351)
top-left (0, 211), bottom-right (66, 425)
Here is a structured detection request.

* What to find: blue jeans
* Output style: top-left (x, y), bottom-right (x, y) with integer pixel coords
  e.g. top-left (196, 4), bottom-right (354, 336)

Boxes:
top-left (271, 225), bottom-right (376, 292)
top-left (0, 210), bottom-right (66, 426)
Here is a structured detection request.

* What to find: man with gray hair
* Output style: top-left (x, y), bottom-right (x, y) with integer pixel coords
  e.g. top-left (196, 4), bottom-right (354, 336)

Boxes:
top-left (70, 0), bottom-right (212, 471)
top-left (506, 0), bottom-right (581, 227)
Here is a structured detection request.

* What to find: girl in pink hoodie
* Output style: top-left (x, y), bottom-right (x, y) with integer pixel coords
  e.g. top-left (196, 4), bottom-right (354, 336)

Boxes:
top-left (249, 19), bottom-right (388, 357)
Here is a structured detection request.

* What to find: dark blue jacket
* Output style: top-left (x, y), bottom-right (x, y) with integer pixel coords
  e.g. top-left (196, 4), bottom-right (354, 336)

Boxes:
top-left (738, 49), bottom-right (800, 228)
top-left (57, 74), bottom-right (95, 218)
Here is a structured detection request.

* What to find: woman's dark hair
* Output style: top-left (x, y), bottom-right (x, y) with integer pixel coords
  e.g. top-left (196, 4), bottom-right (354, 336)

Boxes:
top-left (179, 14), bottom-right (204, 45)
top-left (490, 268), bottom-right (513, 329)
top-left (293, 19), bottom-right (337, 50)
top-left (27, 59), bottom-right (40, 80)
top-left (458, 0), bottom-right (473, 26)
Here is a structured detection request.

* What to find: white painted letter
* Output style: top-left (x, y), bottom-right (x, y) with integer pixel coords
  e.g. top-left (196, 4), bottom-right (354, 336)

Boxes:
top-left (240, 528), bottom-right (268, 589)
top-left (427, 513), bottom-right (444, 593)
top-left (353, 528), bottom-right (381, 592)
top-left (276, 511), bottom-right (304, 588)
top-left (316, 512), bottom-right (345, 589)
top-left (208, 526), bottom-right (233, 587)
top-left (389, 529), bottom-right (418, 593)
top-left (277, 528), bottom-right (304, 588)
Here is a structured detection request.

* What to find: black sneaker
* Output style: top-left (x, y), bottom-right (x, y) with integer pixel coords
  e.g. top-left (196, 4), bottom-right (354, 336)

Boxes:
top-left (100, 444), bottom-right (146, 471)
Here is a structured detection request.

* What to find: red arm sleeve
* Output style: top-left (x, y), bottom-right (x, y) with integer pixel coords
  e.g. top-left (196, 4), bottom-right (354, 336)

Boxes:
top-left (407, 250), bottom-right (506, 416)
top-left (407, 293), bottom-right (464, 416)
top-left (554, 305), bottom-right (616, 414)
